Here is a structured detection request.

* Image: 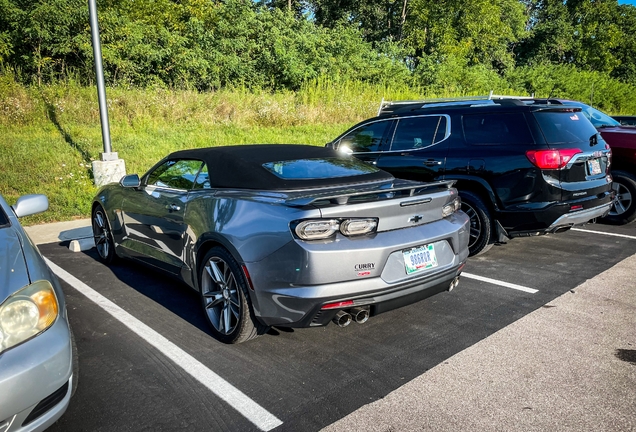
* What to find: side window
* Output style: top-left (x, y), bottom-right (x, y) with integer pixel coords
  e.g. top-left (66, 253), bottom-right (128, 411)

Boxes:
top-left (338, 120), bottom-right (390, 153)
top-left (390, 116), bottom-right (448, 151)
top-left (146, 159), bottom-right (204, 190)
top-left (463, 113), bottom-right (533, 145)
top-left (193, 164), bottom-right (210, 189)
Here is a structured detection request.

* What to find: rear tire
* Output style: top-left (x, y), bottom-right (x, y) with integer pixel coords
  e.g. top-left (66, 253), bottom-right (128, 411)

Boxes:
top-left (459, 190), bottom-right (494, 257)
top-left (199, 247), bottom-right (268, 344)
top-left (92, 204), bottom-right (117, 264)
top-left (601, 171), bottom-right (636, 225)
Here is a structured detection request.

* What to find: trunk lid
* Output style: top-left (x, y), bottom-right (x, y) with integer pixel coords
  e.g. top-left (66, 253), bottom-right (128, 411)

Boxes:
top-left (286, 179), bottom-right (458, 232)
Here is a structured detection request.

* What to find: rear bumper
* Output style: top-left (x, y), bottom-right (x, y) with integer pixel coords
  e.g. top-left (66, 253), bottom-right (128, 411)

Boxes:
top-left (546, 202), bottom-right (612, 231)
top-left (246, 212), bottom-right (470, 327)
top-left (0, 317), bottom-right (73, 432)
top-left (496, 191), bottom-right (613, 237)
top-left (257, 264), bottom-right (464, 327)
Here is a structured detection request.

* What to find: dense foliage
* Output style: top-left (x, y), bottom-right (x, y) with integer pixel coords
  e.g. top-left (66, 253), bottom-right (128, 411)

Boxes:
top-left (2, 0), bottom-right (636, 111)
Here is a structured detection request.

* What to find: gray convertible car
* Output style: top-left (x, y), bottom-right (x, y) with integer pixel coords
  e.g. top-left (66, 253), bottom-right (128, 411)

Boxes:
top-left (0, 194), bottom-right (76, 431)
top-left (92, 145), bottom-right (470, 343)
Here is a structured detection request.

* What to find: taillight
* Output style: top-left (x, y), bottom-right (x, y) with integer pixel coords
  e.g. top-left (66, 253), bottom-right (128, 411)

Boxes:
top-left (442, 197), bottom-right (461, 218)
top-left (292, 218), bottom-right (378, 240)
top-left (526, 149), bottom-right (582, 169)
top-left (295, 219), bottom-right (339, 240)
top-left (340, 219), bottom-right (377, 236)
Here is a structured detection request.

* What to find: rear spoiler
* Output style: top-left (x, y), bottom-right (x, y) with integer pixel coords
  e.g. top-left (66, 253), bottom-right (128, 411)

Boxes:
top-left (285, 180), bottom-right (456, 207)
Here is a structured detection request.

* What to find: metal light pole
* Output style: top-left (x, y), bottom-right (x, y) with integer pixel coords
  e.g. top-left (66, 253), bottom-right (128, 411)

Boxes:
top-left (88, 0), bottom-right (126, 186)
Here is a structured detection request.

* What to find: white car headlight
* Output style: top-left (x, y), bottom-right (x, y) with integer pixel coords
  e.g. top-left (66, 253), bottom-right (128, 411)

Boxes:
top-left (0, 280), bottom-right (59, 354)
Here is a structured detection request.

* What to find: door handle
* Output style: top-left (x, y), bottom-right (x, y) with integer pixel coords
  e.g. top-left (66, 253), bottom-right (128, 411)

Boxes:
top-left (423, 159), bottom-right (442, 166)
top-left (166, 204), bottom-right (181, 211)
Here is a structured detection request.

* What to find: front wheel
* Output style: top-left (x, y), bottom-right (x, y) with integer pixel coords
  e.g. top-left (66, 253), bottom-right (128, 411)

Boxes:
top-left (459, 190), bottom-right (494, 257)
top-left (199, 247), bottom-right (267, 344)
top-left (601, 171), bottom-right (636, 225)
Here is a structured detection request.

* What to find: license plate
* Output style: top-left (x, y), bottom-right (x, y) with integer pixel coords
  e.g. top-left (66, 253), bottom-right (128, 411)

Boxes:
top-left (587, 158), bottom-right (602, 175)
top-left (403, 244), bottom-right (438, 275)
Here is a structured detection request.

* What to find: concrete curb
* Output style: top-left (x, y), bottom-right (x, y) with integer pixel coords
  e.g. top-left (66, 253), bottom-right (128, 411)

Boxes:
top-left (25, 219), bottom-right (95, 252)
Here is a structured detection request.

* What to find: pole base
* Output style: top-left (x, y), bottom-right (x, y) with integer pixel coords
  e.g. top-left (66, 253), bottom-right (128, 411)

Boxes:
top-left (92, 157), bottom-right (126, 187)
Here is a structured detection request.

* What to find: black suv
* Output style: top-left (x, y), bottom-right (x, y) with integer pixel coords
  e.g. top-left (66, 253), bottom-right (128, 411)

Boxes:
top-left (326, 97), bottom-right (614, 256)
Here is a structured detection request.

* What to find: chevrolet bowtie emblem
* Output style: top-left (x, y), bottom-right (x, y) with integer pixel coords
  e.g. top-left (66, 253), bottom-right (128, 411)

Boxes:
top-left (409, 215), bottom-right (423, 223)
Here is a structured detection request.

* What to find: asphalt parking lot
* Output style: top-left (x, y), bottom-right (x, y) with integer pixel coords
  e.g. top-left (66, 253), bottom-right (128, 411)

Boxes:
top-left (33, 222), bottom-right (636, 432)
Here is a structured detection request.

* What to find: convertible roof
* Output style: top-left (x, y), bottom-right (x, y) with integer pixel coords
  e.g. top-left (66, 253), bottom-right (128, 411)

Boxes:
top-left (166, 144), bottom-right (393, 190)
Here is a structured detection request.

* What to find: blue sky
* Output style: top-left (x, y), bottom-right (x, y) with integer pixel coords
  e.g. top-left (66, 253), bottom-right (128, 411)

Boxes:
top-left (619, 0), bottom-right (636, 4)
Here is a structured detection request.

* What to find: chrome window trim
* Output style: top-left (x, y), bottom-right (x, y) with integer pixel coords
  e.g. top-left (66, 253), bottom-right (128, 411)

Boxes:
top-left (351, 114), bottom-right (452, 155)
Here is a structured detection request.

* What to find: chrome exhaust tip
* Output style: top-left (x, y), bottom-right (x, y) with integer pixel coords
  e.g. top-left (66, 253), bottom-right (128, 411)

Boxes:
top-left (448, 276), bottom-right (460, 291)
top-left (350, 307), bottom-right (370, 324)
top-left (333, 310), bottom-right (352, 327)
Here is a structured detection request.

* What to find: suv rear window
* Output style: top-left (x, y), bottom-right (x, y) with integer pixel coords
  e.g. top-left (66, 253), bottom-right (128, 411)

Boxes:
top-left (462, 113), bottom-right (533, 145)
top-left (534, 111), bottom-right (599, 144)
top-left (263, 157), bottom-right (379, 179)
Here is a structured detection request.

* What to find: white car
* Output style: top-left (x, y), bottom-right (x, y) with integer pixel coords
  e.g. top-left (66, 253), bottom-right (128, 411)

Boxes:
top-left (0, 194), bottom-right (76, 432)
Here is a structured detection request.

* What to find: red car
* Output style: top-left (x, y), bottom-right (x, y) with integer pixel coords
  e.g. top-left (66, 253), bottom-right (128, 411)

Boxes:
top-left (532, 100), bottom-right (636, 225)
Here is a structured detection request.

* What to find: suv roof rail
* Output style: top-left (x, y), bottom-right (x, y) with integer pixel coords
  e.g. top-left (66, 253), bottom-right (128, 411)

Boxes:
top-left (378, 91), bottom-right (536, 116)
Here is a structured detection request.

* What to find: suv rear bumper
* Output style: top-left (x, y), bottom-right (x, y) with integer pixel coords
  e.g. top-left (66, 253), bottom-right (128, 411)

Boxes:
top-left (496, 191), bottom-right (613, 238)
top-left (546, 202), bottom-right (612, 232)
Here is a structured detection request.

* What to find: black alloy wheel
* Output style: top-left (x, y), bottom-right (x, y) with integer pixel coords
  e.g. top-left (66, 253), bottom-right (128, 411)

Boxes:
top-left (92, 204), bottom-right (117, 264)
top-left (199, 247), bottom-right (267, 344)
top-left (459, 190), bottom-right (494, 256)
top-left (602, 171), bottom-right (636, 225)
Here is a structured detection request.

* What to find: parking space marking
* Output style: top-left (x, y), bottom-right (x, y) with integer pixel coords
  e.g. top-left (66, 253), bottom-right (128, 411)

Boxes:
top-left (571, 228), bottom-right (636, 240)
top-left (45, 258), bottom-right (283, 431)
top-left (462, 272), bottom-right (538, 294)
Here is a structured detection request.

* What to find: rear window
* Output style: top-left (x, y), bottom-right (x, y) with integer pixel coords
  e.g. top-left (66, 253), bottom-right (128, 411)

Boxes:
top-left (463, 113), bottom-right (533, 145)
top-left (534, 111), bottom-right (598, 144)
top-left (263, 157), bottom-right (379, 180)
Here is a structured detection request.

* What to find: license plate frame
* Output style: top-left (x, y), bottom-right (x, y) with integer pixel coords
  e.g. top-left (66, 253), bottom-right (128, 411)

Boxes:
top-left (403, 244), bottom-right (438, 275)
top-left (587, 158), bottom-right (602, 175)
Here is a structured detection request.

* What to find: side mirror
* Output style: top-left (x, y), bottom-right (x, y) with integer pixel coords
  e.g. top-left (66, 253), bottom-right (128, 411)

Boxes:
top-left (12, 194), bottom-right (49, 218)
top-left (120, 174), bottom-right (141, 188)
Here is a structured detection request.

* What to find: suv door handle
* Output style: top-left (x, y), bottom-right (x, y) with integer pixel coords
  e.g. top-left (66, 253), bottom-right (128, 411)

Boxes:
top-left (423, 159), bottom-right (442, 166)
top-left (166, 204), bottom-right (181, 211)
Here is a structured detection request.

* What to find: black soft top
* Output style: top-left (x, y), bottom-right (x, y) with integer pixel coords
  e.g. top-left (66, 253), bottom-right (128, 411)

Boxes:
top-left (166, 144), bottom-right (393, 190)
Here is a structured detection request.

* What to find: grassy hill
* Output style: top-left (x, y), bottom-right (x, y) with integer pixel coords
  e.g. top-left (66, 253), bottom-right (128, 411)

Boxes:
top-left (2, 78), bottom-right (418, 224)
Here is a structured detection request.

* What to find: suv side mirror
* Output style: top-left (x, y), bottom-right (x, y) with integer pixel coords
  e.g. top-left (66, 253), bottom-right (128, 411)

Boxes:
top-left (120, 174), bottom-right (141, 188)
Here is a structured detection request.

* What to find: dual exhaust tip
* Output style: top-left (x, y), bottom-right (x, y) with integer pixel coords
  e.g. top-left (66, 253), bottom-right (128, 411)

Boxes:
top-left (332, 276), bottom-right (461, 328)
top-left (332, 307), bottom-right (370, 327)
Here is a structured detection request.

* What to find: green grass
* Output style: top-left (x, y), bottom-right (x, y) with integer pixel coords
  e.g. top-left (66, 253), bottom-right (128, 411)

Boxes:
top-left (5, 75), bottom-right (630, 225)
top-left (1, 78), bottom-right (397, 224)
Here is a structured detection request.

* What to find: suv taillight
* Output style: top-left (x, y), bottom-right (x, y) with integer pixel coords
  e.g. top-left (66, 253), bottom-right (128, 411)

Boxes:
top-left (526, 149), bottom-right (582, 169)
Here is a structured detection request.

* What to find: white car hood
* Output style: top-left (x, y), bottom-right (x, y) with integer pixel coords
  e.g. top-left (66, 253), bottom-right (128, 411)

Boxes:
top-left (0, 226), bottom-right (30, 304)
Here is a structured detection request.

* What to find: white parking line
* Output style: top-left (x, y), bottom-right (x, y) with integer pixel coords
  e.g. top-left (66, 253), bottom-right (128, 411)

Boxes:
top-left (462, 272), bottom-right (538, 294)
top-left (571, 228), bottom-right (636, 240)
top-left (45, 258), bottom-right (283, 432)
